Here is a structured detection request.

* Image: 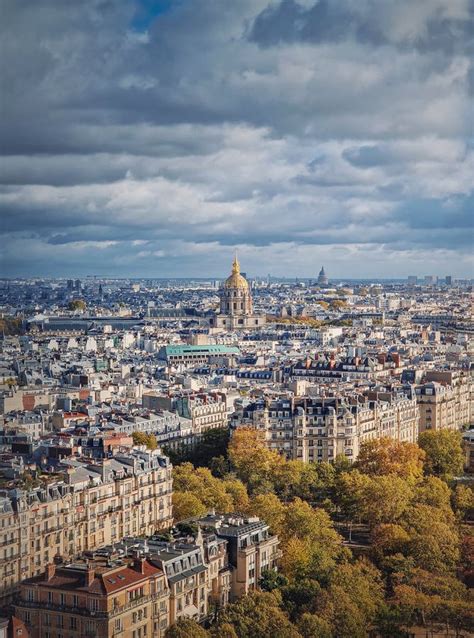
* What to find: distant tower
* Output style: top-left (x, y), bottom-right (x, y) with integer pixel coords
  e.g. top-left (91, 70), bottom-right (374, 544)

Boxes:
top-left (317, 266), bottom-right (329, 286)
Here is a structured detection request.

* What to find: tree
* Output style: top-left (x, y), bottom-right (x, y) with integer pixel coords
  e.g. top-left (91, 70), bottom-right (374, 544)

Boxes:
top-left (279, 500), bottom-right (345, 582)
top-left (260, 569), bottom-right (288, 592)
top-left (282, 578), bottom-right (322, 620)
top-left (132, 431), bottom-right (158, 450)
top-left (329, 300), bottom-right (348, 311)
top-left (355, 438), bottom-right (425, 480)
top-left (222, 477), bottom-right (250, 512)
top-left (68, 299), bottom-right (86, 311)
top-left (209, 624), bottom-right (238, 638)
top-left (418, 429), bottom-right (465, 480)
top-left (392, 567), bottom-right (471, 630)
top-left (314, 561), bottom-right (385, 638)
top-left (318, 587), bottom-right (367, 638)
top-left (413, 476), bottom-right (452, 512)
top-left (167, 427), bottom-right (230, 468)
top-left (333, 470), bottom-right (371, 527)
top-left (165, 619), bottom-right (209, 638)
top-left (228, 427), bottom-right (283, 494)
top-left (402, 504), bottom-right (460, 573)
top-left (370, 524), bottom-right (411, 563)
top-left (298, 614), bottom-right (332, 638)
top-left (452, 483), bottom-right (474, 521)
top-left (246, 493), bottom-right (286, 536)
top-left (219, 591), bottom-right (302, 638)
top-left (329, 560), bottom-right (385, 624)
top-left (173, 492), bottom-right (207, 521)
top-left (0, 316), bottom-right (24, 335)
top-left (173, 463), bottom-right (249, 514)
top-left (359, 475), bottom-right (413, 528)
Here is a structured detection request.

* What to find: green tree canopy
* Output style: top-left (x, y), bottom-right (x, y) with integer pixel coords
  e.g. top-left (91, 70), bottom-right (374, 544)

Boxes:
top-left (219, 591), bottom-right (302, 638)
top-left (165, 619), bottom-right (209, 638)
top-left (418, 429), bottom-right (465, 480)
top-left (68, 299), bottom-right (86, 311)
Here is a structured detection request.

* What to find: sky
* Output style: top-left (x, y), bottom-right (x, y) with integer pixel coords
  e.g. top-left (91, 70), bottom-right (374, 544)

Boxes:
top-left (1, 0), bottom-right (473, 279)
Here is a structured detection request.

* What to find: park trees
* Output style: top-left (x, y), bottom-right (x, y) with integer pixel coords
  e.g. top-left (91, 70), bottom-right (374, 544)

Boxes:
top-left (172, 463), bottom-right (249, 520)
top-left (228, 427), bottom-right (284, 494)
top-left (218, 591), bottom-right (302, 638)
top-left (164, 619), bottom-right (209, 638)
top-left (418, 429), bottom-right (465, 480)
top-left (355, 437), bottom-right (425, 480)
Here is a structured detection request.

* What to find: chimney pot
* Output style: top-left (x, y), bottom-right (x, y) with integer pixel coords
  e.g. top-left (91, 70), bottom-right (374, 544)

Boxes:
top-left (86, 567), bottom-right (95, 587)
top-left (46, 563), bottom-right (56, 581)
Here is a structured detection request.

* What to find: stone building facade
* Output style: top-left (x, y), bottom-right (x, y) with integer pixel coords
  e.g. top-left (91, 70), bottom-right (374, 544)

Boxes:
top-left (0, 449), bottom-right (173, 604)
top-left (416, 371), bottom-right (471, 432)
top-left (234, 392), bottom-right (419, 463)
top-left (13, 514), bottom-right (280, 636)
top-left (15, 557), bottom-right (170, 638)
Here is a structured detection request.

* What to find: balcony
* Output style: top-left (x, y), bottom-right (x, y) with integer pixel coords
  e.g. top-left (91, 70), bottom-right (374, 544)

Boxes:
top-left (16, 600), bottom-right (108, 619)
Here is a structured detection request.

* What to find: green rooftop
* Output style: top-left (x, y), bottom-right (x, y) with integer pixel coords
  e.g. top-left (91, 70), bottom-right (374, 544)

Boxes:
top-left (158, 344), bottom-right (240, 359)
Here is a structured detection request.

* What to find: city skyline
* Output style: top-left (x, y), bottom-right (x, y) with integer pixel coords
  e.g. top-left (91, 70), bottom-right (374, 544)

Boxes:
top-left (1, 0), bottom-right (473, 278)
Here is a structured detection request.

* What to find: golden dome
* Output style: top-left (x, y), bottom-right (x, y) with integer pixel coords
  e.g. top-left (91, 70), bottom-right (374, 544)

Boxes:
top-left (224, 255), bottom-right (249, 290)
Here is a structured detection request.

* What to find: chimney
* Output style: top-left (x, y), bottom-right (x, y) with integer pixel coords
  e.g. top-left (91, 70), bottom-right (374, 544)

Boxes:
top-left (134, 557), bottom-right (146, 574)
top-left (46, 563), bottom-right (56, 581)
top-left (86, 567), bottom-right (95, 587)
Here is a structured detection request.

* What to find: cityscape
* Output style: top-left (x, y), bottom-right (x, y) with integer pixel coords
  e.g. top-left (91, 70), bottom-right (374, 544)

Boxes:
top-left (1, 1), bottom-right (473, 638)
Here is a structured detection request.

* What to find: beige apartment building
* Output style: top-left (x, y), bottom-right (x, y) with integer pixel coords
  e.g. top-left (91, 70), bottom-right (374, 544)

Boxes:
top-left (416, 371), bottom-right (472, 432)
top-left (13, 514), bottom-right (280, 637)
top-left (196, 513), bottom-right (281, 601)
top-left (235, 392), bottom-right (419, 463)
top-left (143, 392), bottom-right (228, 438)
top-left (15, 556), bottom-right (170, 638)
top-left (0, 449), bottom-right (173, 605)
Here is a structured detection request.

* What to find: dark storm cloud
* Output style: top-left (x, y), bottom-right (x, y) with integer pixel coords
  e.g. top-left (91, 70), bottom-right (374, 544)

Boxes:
top-left (0, 0), bottom-right (472, 277)
top-left (249, 0), bottom-right (474, 56)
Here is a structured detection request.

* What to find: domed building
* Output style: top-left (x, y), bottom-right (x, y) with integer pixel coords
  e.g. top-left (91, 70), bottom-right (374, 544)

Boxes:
top-left (209, 256), bottom-right (266, 331)
top-left (317, 266), bottom-right (329, 287)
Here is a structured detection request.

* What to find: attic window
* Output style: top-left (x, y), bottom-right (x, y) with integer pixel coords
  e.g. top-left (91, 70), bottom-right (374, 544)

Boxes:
top-left (118, 575), bottom-right (125, 580)
top-left (107, 578), bottom-right (116, 584)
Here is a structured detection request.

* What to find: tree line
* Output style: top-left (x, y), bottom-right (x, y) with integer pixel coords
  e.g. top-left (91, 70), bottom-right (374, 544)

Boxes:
top-left (164, 427), bottom-right (472, 638)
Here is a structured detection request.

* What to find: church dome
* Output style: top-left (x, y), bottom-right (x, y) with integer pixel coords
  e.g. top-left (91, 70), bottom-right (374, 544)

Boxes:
top-left (224, 256), bottom-right (249, 290)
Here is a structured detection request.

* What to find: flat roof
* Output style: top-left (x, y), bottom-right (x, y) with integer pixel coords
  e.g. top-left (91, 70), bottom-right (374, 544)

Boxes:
top-left (160, 345), bottom-right (240, 356)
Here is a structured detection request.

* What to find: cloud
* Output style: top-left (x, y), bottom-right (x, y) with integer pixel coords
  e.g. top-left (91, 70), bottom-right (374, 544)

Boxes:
top-left (0, 0), bottom-right (472, 278)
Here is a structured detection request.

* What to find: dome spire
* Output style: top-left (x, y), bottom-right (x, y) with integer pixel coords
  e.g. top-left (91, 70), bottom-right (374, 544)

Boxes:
top-left (232, 252), bottom-right (240, 275)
